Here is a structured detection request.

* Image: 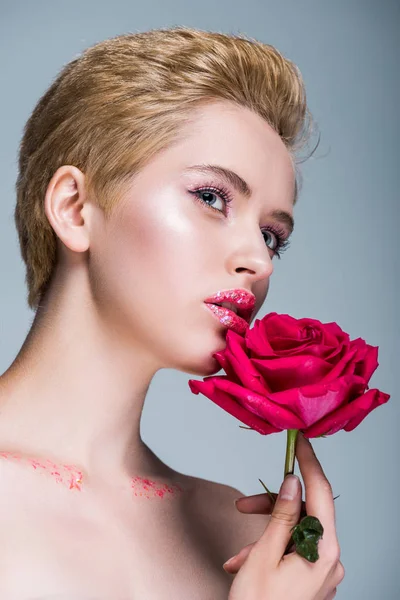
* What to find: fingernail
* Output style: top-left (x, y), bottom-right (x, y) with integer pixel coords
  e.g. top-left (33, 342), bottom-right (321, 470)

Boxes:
top-left (279, 475), bottom-right (299, 500)
top-left (223, 556), bottom-right (236, 570)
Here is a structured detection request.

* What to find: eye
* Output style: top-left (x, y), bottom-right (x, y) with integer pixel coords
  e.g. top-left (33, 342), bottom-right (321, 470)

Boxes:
top-left (262, 229), bottom-right (279, 251)
top-left (189, 185), bottom-right (233, 214)
top-left (261, 226), bottom-right (291, 259)
top-left (197, 190), bottom-right (225, 212)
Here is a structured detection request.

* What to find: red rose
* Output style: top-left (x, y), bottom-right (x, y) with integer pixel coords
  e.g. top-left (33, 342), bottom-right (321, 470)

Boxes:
top-left (189, 313), bottom-right (390, 438)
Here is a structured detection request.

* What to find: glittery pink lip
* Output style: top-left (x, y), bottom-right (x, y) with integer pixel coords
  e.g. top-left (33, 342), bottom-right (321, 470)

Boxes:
top-left (205, 303), bottom-right (249, 335)
top-left (204, 288), bottom-right (255, 326)
top-left (131, 476), bottom-right (184, 499)
top-left (205, 288), bottom-right (255, 306)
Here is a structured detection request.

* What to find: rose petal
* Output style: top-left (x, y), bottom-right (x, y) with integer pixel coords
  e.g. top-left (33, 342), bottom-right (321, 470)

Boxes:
top-left (222, 333), bottom-right (271, 394)
top-left (211, 350), bottom-right (241, 384)
top-left (210, 378), bottom-right (304, 430)
top-left (352, 342), bottom-right (379, 383)
top-left (212, 331), bottom-right (245, 384)
top-left (265, 339), bottom-right (340, 360)
top-left (245, 318), bottom-right (277, 357)
top-left (322, 322), bottom-right (348, 347)
top-left (323, 338), bottom-right (350, 362)
top-left (188, 378), bottom-right (279, 434)
top-left (320, 347), bottom-right (359, 383)
top-left (268, 318), bottom-right (349, 361)
top-left (252, 355), bottom-right (331, 392)
top-left (246, 313), bottom-right (310, 356)
top-left (267, 375), bottom-right (365, 427)
top-left (268, 337), bottom-right (325, 355)
top-left (349, 338), bottom-right (369, 364)
top-left (248, 314), bottom-right (336, 359)
top-left (343, 389), bottom-right (390, 431)
top-left (304, 388), bottom-right (390, 437)
top-left (264, 313), bottom-right (301, 339)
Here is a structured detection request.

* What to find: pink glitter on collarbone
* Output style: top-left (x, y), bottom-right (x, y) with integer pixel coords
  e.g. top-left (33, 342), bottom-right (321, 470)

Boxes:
top-left (0, 451), bottom-right (83, 491)
top-left (0, 453), bottom-right (185, 498)
top-left (131, 475), bottom-right (184, 499)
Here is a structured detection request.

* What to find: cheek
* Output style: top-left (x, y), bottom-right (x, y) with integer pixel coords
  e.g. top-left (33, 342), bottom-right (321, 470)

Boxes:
top-left (87, 199), bottom-right (231, 368)
top-left (92, 197), bottom-right (209, 309)
top-left (132, 194), bottom-right (217, 273)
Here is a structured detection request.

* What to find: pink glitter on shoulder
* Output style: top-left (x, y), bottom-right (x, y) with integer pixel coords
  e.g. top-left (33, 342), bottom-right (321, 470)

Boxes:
top-left (0, 451), bottom-right (83, 491)
top-left (131, 475), bottom-right (184, 499)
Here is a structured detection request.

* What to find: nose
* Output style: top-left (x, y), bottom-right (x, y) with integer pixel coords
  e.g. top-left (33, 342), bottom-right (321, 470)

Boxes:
top-left (226, 235), bottom-right (274, 283)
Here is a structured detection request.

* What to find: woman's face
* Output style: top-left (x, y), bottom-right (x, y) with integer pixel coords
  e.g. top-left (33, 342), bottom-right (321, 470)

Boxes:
top-left (89, 101), bottom-right (296, 375)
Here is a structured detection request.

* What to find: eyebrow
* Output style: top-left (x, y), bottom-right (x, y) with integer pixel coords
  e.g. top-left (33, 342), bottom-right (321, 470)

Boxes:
top-left (184, 163), bottom-right (295, 235)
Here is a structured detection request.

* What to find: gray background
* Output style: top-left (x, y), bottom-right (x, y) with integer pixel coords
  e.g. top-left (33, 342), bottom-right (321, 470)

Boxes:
top-left (0, 0), bottom-right (398, 598)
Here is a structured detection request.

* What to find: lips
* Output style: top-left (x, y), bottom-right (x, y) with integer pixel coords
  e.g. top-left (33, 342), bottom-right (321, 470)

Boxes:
top-left (204, 289), bottom-right (256, 335)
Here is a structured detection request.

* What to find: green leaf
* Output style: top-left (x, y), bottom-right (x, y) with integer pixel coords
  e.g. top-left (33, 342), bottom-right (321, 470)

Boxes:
top-left (296, 540), bottom-right (320, 563)
top-left (291, 525), bottom-right (304, 546)
top-left (299, 515), bottom-right (324, 536)
top-left (290, 515), bottom-right (324, 563)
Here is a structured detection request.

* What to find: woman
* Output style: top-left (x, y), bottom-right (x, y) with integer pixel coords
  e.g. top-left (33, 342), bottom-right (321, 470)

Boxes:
top-left (0, 27), bottom-right (344, 598)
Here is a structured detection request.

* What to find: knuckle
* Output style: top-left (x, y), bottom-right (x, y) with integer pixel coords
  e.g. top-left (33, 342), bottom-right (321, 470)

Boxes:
top-left (335, 561), bottom-right (345, 584)
top-left (322, 543), bottom-right (341, 567)
top-left (318, 478), bottom-right (333, 495)
top-left (270, 510), bottom-right (297, 526)
top-left (307, 478), bottom-right (333, 497)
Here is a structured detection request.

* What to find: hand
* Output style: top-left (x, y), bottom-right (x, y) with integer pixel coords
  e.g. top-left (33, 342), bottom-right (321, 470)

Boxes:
top-left (225, 486), bottom-right (307, 566)
top-left (227, 433), bottom-right (345, 600)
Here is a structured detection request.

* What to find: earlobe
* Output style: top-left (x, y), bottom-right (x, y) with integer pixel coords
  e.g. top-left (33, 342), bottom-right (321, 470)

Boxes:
top-left (44, 165), bottom-right (90, 253)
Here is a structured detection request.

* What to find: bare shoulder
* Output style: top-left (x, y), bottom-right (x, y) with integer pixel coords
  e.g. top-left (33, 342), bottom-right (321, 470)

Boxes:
top-left (182, 473), bottom-right (270, 560)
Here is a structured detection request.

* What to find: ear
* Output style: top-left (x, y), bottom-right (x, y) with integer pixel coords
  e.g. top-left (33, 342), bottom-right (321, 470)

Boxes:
top-left (44, 165), bottom-right (90, 253)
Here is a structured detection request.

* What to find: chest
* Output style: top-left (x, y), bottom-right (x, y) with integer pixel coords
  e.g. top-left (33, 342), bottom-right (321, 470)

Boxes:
top-left (0, 482), bottom-right (233, 599)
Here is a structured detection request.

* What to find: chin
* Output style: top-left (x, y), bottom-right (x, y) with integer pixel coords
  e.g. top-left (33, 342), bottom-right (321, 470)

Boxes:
top-left (174, 338), bottom-right (227, 377)
top-left (179, 360), bottom-right (222, 378)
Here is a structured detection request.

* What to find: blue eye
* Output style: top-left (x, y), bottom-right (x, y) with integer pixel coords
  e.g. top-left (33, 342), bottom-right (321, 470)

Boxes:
top-left (262, 229), bottom-right (278, 250)
top-left (261, 227), bottom-right (291, 259)
top-left (197, 191), bottom-right (225, 212)
top-left (190, 185), bottom-right (232, 214)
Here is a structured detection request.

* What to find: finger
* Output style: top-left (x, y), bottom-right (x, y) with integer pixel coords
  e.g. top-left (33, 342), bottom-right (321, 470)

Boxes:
top-left (296, 433), bottom-right (339, 552)
top-left (235, 492), bottom-right (307, 517)
top-left (235, 492), bottom-right (277, 514)
top-left (254, 474), bottom-right (303, 567)
top-left (222, 542), bottom-right (255, 574)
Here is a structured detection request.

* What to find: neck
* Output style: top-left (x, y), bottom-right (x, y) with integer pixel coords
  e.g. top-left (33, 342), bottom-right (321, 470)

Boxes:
top-left (0, 274), bottom-right (167, 481)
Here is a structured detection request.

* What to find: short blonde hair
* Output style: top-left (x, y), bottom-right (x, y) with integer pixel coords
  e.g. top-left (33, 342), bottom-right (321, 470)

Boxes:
top-left (15, 27), bottom-right (311, 308)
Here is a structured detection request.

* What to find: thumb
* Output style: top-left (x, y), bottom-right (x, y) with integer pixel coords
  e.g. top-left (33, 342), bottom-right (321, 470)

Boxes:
top-left (255, 474), bottom-right (302, 567)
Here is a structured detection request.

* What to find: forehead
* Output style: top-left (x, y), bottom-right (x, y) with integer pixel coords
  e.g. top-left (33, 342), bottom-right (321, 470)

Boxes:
top-left (161, 101), bottom-right (296, 208)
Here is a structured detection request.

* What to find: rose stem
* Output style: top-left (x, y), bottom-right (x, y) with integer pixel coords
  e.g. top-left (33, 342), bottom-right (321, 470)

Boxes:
top-left (285, 429), bottom-right (299, 477)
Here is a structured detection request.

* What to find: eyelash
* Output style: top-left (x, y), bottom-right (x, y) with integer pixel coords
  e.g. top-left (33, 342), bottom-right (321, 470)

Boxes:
top-left (189, 184), bottom-right (291, 259)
